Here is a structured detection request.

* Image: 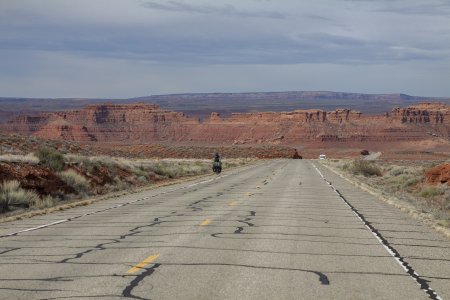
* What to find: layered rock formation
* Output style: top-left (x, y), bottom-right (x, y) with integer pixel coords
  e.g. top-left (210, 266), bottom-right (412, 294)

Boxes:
top-left (2, 102), bottom-right (449, 146)
top-left (3, 103), bottom-right (201, 143)
top-left (392, 103), bottom-right (450, 125)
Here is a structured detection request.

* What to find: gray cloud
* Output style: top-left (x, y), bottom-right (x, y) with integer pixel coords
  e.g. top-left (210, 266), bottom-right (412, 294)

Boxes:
top-left (343, 0), bottom-right (450, 16)
top-left (376, 2), bottom-right (450, 16)
top-left (0, 0), bottom-right (449, 97)
top-left (303, 14), bottom-right (335, 22)
top-left (141, 1), bottom-right (286, 19)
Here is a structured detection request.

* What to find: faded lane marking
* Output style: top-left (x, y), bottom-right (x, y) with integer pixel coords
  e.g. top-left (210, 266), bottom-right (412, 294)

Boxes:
top-left (228, 201), bottom-right (238, 206)
top-left (127, 254), bottom-right (160, 274)
top-left (200, 219), bottom-right (212, 226)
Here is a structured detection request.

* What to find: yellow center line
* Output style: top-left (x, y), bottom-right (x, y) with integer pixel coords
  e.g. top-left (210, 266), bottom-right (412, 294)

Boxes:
top-left (200, 218), bottom-right (212, 226)
top-left (127, 254), bottom-right (159, 274)
top-left (228, 201), bottom-right (238, 206)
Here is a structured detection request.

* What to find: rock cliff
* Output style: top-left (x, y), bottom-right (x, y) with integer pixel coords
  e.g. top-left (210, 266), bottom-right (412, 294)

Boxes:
top-left (3, 103), bottom-right (201, 143)
top-left (2, 102), bottom-right (449, 146)
top-left (392, 103), bottom-right (450, 125)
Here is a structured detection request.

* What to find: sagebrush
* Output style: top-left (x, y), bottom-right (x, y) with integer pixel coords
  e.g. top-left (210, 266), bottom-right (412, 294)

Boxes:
top-left (351, 160), bottom-right (382, 177)
top-left (35, 147), bottom-right (65, 171)
top-left (0, 180), bottom-right (40, 212)
top-left (58, 170), bottom-right (90, 194)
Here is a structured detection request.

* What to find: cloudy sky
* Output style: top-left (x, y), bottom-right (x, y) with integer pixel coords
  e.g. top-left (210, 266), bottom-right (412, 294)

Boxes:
top-left (1, 0), bottom-right (449, 98)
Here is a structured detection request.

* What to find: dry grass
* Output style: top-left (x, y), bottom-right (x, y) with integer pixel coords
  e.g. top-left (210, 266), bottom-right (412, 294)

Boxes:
top-left (0, 180), bottom-right (40, 212)
top-left (350, 160), bottom-right (382, 177)
top-left (58, 170), bottom-right (90, 194)
top-left (1, 152), bottom-right (255, 219)
top-left (0, 153), bottom-right (39, 164)
top-left (65, 156), bottom-right (254, 194)
top-left (65, 155), bottom-right (251, 180)
top-left (143, 160), bottom-right (209, 178)
top-left (419, 186), bottom-right (445, 198)
top-left (31, 195), bottom-right (56, 209)
top-left (0, 163), bottom-right (236, 224)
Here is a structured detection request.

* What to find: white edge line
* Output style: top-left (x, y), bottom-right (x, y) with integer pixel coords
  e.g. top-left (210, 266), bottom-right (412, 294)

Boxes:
top-left (311, 162), bottom-right (442, 300)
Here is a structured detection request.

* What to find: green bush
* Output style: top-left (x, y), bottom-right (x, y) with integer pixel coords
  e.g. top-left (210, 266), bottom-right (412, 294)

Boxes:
top-left (0, 180), bottom-right (40, 212)
top-left (131, 167), bottom-right (149, 180)
top-left (403, 177), bottom-right (420, 187)
top-left (419, 186), bottom-right (444, 198)
top-left (82, 159), bottom-right (103, 174)
top-left (58, 170), bottom-right (90, 194)
top-left (112, 177), bottom-right (130, 191)
top-left (389, 167), bottom-right (404, 176)
top-left (351, 160), bottom-right (382, 177)
top-left (35, 147), bottom-right (65, 171)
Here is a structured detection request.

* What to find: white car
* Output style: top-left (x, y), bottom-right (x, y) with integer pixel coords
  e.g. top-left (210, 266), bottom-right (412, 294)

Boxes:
top-left (319, 154), bottom-right (327, 160)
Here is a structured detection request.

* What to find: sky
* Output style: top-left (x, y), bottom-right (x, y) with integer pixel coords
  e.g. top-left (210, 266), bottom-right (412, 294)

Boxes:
top-left (0, 0), bottom-right (449, 98)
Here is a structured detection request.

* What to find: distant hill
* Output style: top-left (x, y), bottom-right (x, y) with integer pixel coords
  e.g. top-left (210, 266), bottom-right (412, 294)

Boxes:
top-left (1, 91), bottom-right (449, 122)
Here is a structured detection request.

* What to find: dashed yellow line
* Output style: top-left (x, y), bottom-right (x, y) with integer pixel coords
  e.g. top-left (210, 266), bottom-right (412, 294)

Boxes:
top-left (127, 254), bottom-right (159, 274)
top-left (200, 219), bottom-right (212, 226)
top-left (228, 201), bottom-right (238, 206)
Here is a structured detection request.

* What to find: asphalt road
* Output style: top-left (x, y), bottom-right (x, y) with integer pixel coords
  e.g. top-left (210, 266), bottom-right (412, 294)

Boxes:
top-left (0, 160), bottom-right (449, 300)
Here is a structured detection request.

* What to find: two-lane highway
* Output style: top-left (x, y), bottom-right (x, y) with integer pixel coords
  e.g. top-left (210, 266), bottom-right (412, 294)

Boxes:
top-left (0, 160), bottom-right (449, 299)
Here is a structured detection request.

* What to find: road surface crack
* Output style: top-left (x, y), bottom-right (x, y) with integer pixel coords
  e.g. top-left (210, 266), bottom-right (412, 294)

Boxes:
top-left (233, 211), bottom-right (256, 234)
top-left (312, 163), bottom-right (442, 300)
top-left (0, 247), bottom-right (21, 255)
top-left (122, 263), bottom-right (161, 300)
top-left (58, 214), bottom-right (173, 263)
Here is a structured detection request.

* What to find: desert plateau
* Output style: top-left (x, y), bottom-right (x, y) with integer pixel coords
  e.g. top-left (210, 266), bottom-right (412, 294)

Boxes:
top-left (0, 98), bottom-right (448, 232)
top-left (1, 100), bottom-right (449, 159)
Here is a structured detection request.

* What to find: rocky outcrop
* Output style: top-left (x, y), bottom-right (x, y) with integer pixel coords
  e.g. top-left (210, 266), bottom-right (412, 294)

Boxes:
top-left (392, 103), bottom-right (450, 125)
top-left (425, 163), bottom-right (450, 186)
top-left (1, 102), bottom-right (449, 146)
top-left (3, 103), bottom-right (201, 143)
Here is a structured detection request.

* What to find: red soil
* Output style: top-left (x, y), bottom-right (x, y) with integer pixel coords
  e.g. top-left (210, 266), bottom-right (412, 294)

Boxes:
top-left (425, 163), bottom-right (450, 186)
top-left (0, 162), bottom-right (74, 196)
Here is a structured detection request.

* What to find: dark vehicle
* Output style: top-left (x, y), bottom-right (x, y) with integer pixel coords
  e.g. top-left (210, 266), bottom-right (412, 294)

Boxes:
top-left (212, 152), bottom-right (222, 174)
top-left (212, 161), bottom-right (222, 174)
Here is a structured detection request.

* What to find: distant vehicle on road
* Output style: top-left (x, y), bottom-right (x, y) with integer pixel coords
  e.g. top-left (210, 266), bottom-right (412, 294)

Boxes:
top-left (319, 154), bottom-right (327, 160)
top-left (213, 152), bottom-right (222, 174)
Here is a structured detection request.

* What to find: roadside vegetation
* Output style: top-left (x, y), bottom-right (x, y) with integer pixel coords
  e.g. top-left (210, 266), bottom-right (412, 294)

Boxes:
top-left (324, 159), bottom-right (450, 228)
top-left (0, 180), bottom-right (39, 213)
top-left (0, 146), bottom-right (252, 216)
top-left (36, 147), bottom-right (66, 171)
top-left (346, 160), bottom-right (382, 177)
